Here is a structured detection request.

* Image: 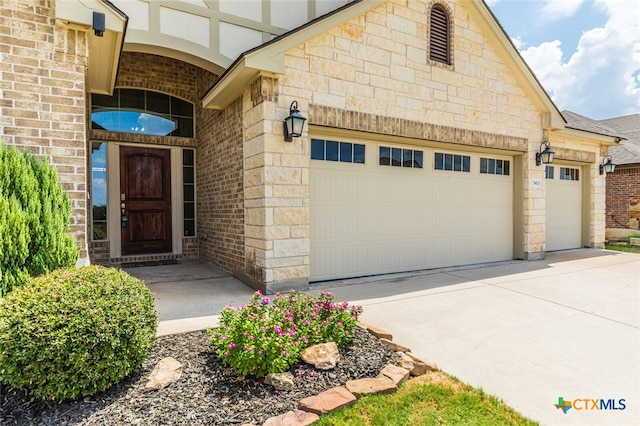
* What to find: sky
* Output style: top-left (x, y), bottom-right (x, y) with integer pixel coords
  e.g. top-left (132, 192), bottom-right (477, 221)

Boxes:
top-left (486, 0), bottom-right (640, 120)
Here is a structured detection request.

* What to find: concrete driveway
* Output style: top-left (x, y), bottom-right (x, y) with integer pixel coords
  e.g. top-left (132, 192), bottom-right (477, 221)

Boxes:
top-left (129, 249), bottom-right (639, 426)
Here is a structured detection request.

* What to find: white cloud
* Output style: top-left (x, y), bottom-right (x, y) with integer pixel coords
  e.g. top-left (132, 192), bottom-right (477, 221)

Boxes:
top-left (510, 35), bottom-right (525, 50)
top-left (520, 0), bottom-right (640, 118)
top-left (540, 0), bottom-right (585, 20)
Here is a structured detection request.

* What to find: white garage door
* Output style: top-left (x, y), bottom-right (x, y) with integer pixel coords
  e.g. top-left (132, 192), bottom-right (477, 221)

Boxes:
top-left (545, 165), bottom-right (583, 251)
top-left (309, 138), bottom-right (514, 282)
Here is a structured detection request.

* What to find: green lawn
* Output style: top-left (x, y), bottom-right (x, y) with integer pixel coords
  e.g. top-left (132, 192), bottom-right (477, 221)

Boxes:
top-left (315, 371), bottom-right (538, 426)
top-left (606, 236), bottom-right (640, 254)
top-left (606, 244), bottom-right (640, 254)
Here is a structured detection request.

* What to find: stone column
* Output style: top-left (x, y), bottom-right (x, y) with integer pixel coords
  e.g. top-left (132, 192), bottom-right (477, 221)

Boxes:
top-left (590, 155), bottom-right (606, 248)
top-left (241, 76), bottom-right (310, 293)
top-left (522, 142), bottom-right (546, 260)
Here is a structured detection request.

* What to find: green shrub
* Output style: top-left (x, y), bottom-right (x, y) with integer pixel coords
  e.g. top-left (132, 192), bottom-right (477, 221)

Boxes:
top-left (0, 144), bottom-right (79, 296)
top-left (208, 290), bottom-right (363, 377)
top-left (0, 265), bottom-right (158, 402)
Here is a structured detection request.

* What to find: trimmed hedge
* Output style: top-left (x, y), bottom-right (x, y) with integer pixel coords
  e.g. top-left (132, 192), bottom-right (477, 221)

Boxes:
top-left (0, 144), bottom-right (78, 296)
top-left (0, 266), bottom-right (158, 402)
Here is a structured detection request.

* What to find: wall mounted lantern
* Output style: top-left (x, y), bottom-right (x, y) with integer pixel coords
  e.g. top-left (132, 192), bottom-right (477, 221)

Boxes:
top-left (283, 101), bottom-right (306, 142)
top-left (535, 141), bottom-right (555, 166)
top-left (599, 155), bottom-right (616, 175)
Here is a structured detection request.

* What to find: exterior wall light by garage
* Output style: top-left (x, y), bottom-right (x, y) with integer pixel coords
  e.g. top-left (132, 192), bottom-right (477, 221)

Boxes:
top-left (535, 141), bottom-right (555, 166)
top-left (283, 101), bottom-right (306, 142)
top-left (599, 155), bottom-right (616, 175)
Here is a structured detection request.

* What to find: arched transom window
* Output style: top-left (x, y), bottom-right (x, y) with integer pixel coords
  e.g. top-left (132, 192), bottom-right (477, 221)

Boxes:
top-left (91, 89), bottom-right (194, 137)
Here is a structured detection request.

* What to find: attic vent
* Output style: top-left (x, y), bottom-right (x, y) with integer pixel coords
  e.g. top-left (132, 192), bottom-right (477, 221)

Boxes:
top-left (430, 4), bottom-right (451, 65)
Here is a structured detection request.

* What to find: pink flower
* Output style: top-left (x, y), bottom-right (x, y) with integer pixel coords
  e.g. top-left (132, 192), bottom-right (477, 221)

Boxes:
top-left (227, 343), bottom-right (237, 350)
top-left (262, 297), bottom-right (270, 304)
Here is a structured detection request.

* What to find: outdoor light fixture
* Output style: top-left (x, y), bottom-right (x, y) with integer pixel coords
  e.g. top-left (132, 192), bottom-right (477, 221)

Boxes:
top-left (93, 11), bottom-right (105, 37)
top-left (600, 155), bottom-right (616, 175)
top-left (283, 100), bottom-right (306, 142)
top-left (535, 141), bottom-right (555, 166)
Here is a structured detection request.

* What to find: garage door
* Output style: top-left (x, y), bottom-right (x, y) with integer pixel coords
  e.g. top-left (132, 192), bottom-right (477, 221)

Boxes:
top-left (309, 137), bottom-right (514, 281)
top-left (545, 165), bottom-right (583, 251)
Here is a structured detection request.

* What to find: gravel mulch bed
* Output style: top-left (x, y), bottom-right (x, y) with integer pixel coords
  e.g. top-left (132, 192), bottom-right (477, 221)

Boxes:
top-left (1, 327), bottom-right (393, 425)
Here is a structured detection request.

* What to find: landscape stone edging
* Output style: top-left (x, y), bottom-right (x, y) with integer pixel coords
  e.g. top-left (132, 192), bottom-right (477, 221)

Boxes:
top-left (254, 321), bottom-right (439, 426)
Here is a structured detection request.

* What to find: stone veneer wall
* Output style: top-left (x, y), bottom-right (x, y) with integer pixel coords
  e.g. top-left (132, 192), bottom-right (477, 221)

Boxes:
top-left (241, 76), bottom-right (310, 292)
top-left (606, 167), bottom-right (640, 231)
top-left (237, 0), bottom-right (609, 288)
top-left (0, 0), bottom-right (89, 262)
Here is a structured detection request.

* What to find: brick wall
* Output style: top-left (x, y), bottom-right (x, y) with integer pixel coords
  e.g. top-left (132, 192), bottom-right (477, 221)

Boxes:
top-left (0, 0), bottom-right (89, 261)
top-left (116, 52), bottom-right (199, 103)
top-left (606, 167), bottom-right (640, 230)
top-left (196, 86), bottom-right (245, 276)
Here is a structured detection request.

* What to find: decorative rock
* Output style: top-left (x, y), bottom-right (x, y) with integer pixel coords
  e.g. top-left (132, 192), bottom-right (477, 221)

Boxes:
top-left (405, 352), bottom-right (438, 374)
top-left (298, 386), bottom-right (356, 415)
top-left (262, 410), bottom-right (320, 426)
top-left (345, 377), bottom-right (397, 397)
top-left (263, 410), bottom-right (320, 426)
top-left (379, 364), bottom-right (410, 385)
top-left (379, 338), bottom-right (411, 353)
top-left (357, 322), bottom-right (393, 340)
top-left (398, 353), bottom-right (416, 371)
top-left (145, 357), bottom-right (183, 390)
top-left (300, 342), bottom-right (340, 370)
top-left (265, 372), bottom-right (296, 391)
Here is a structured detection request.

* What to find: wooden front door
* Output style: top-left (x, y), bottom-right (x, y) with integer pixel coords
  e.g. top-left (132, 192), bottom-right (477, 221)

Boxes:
top-left (120, 146), bottom-right (172, 255)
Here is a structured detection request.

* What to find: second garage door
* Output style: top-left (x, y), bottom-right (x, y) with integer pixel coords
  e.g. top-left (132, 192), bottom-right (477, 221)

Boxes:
top-left (309, 137), bottom-right (514, 282)
top-left (545, 164), bottom-right (583, 251)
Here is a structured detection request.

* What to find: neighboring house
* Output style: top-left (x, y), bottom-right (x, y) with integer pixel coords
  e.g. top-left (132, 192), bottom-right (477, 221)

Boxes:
top-left (1, 0), bottom-right (620, 293)
top-left (599, 114), bottom-right (640, 237)
top-left (561, 111), bottom-right (640, 238)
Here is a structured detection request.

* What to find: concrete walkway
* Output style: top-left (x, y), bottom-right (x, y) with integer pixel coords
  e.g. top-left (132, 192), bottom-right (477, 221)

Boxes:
top-left (126, 249), bottom-right (639, 426)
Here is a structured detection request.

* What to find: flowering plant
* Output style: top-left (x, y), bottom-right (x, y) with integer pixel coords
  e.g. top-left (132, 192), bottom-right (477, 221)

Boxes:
top-left (207, 290), bottom-right (363, 377)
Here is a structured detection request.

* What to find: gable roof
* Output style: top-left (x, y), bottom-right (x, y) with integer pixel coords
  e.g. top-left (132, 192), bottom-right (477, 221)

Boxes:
top-left (201, 0), bottom-right (565, 129)
top-left (562, 110), bottom-right (623, 138)
top-left (599, 114), bottom-right (640, 166)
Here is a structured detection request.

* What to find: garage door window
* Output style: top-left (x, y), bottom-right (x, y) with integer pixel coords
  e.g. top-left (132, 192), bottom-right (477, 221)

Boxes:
top-left (480, 157), bottom-right (510, 175)
top-left (379, 146), bottom-right (423, 168)
top-left (560, 167), bottom-right (580, 181)
top-left (545, 166), bottom-right (554, 179)
top-left (311, 139), bottom-right (365, 164)
top-left (434, 152), bottom-right (470, 172)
